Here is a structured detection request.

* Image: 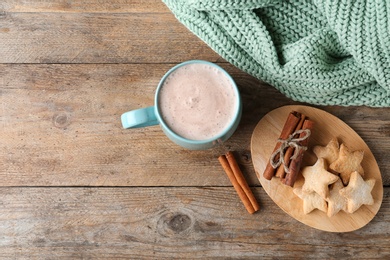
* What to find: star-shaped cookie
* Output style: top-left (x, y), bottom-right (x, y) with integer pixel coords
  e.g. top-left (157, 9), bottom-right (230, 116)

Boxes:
top-left (339, 171), bottom-right (375, 213)
top-left (329, 144), bottom-right (364, 185)
top-left (326, 179), bottom-right (347, 217)
top-left (313, 137), bottom-right (340, 165)
top-left (293, 188), bottom-right (328, 214)
top-left (301, 158), bottom-right (339, 199)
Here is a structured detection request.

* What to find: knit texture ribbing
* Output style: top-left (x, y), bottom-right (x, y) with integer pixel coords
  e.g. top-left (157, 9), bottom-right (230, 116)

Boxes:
top-left (163, 0), bottom-right (390, 106)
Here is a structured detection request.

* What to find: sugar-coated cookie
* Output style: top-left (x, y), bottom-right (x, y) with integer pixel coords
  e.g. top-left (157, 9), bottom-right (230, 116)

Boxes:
top-left (313, 137), bottom-right (340, 165)
top-left (301, 158), bottom-right (339, 199)
top-left (329, 144), bottom-right (364, 185)
top-left (326, 179), bottom-right (348, 217)
top-left (339, 171), bottom-right (375, 213)
top-left (293, 188), bottom-right (328, 214)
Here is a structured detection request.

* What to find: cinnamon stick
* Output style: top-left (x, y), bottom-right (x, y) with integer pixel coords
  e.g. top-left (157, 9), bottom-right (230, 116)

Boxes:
top-left (275, 114), bottom-right (306, 179)
top-left (218, 153), bottom-right (259, 214)
top-left (225, 151), bottom-right (260, 212)
top-left (283, 119), bottom-right (315, 187)
top-left (263, 111), bottom-right (301, 180)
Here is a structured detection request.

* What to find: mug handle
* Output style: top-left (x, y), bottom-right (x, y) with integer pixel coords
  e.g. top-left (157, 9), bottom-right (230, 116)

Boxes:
top-left (121, 106), bottom-right (159, 129)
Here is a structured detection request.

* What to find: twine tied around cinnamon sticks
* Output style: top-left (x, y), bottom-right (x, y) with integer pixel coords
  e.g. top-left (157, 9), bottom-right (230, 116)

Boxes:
top-left (270, 129), bottom-right (311, 174)
top-left (263, 111), bottom-right (314, 187)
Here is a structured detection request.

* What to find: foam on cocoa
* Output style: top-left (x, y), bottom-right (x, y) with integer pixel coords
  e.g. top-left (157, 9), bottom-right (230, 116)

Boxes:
top-left (159, 63), bottom-right (237, 141)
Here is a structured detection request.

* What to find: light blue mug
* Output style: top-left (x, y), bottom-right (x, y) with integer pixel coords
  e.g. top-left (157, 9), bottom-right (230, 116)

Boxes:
top-left (121, 60), bottom-right (242, 150)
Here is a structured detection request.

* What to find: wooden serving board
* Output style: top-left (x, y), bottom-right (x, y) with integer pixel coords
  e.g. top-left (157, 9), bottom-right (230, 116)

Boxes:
top-left (251, 105), bottom-right (383, 232)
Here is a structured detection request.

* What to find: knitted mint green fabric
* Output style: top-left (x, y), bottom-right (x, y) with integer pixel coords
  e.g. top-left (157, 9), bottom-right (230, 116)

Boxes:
top-left (163, 0), bottom-right (390, 106)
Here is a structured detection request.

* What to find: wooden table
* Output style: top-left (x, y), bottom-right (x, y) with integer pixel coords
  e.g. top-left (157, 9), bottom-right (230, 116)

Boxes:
top-left (0, 1), bottom-right (389, 258)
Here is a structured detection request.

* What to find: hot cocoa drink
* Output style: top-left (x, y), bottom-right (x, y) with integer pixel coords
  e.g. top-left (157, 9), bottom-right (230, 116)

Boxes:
top-left (158, 63), bottom-right (238, 141)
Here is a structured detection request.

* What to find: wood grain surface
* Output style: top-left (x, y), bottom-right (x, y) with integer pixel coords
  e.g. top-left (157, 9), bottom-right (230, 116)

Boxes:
top-left (0, 1), bottom-right (389, 258)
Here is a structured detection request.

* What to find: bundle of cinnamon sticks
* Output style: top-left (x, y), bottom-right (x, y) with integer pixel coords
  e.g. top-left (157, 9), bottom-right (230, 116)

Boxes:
top-left (263, 111), bottom-right (314, 187)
